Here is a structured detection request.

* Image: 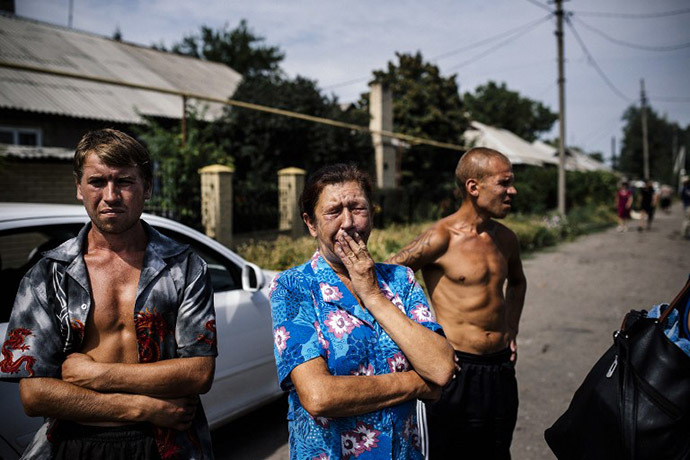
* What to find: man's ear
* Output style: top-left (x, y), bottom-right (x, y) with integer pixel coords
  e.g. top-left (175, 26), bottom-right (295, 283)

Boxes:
top-left (144, 181), bottom-right (152, 201)
top-left (303, 213), bottom-right (318, 238)
top-left (75, 178), bottom-right (83, 201)
top-left (466, 178), bottom-right (480, 197)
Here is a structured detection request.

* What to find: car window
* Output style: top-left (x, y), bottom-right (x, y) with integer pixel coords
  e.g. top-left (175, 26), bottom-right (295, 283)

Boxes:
top-left (0, 225), bottom-right (81, 322)
top-left (154, 228), bottom-right (242, 293)
top-left (0, 223), bottom-right (242, 323)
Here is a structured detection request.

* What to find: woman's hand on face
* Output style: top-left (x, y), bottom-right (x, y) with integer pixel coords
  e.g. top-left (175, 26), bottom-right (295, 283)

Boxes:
top-left (334, 229), bottom-right (381, 303)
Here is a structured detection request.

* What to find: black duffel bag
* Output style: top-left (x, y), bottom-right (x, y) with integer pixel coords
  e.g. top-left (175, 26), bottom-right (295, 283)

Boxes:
top-left (544, 279), bottom-right (690, 460)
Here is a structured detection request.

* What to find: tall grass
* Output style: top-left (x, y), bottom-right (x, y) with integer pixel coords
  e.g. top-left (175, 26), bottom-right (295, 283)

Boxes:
top-left (235, 205), bottom-right (617, 271)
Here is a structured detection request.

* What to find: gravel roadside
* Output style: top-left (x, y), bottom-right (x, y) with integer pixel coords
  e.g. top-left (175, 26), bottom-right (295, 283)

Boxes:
top-left (512, 203), bottom-right (690, 459)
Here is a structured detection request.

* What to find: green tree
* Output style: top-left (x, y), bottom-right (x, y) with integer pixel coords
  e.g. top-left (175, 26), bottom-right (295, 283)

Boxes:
top-left (463, 81), bottom-right (558, 142)
top-left (360, 52), bottom-right (468, 219)
top-left (136, 108), bottom-right (232, 229)
top-left (216, 74), bottom-right (373, 232)
top-left (619, 105), bottom-right (685, 183)
top-left (169, 20), bottom-right (284, 77)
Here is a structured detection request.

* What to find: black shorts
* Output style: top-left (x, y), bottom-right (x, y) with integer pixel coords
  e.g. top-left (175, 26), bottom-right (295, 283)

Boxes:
top-left (52, 420), bottom-right (161, 460)
top-left (423, 348), bottom-right (518, 460)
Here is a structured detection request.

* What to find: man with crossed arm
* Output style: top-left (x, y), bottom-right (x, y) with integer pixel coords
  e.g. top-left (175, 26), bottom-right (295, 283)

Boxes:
top-left (0, 129), bottom-right (217, 459)
top-left (387, 147), bottom-right (527, 460)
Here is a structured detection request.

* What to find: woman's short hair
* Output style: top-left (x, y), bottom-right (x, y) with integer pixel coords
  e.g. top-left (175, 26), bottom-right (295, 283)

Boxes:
top-left (73, 129), bottom-right (152, 184)
top-left (300, 163), bottom-right (373, 219)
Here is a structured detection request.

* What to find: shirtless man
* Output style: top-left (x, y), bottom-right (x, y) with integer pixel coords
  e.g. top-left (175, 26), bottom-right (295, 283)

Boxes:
top-left (0, 129), bottom-right (217, 459)
top-left (387, 147), bottom-right (527, 460)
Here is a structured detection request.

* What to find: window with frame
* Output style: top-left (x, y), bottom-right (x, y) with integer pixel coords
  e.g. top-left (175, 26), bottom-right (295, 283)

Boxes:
top-left (0, 126), bottom-right (42, 146)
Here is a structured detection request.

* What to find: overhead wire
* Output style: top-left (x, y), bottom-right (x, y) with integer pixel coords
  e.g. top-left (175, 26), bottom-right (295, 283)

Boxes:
top-left (0, 60), bottom-right (469, 152)
top-left (649, 95), bottom-right (690, 103)
top-left (431, 14), bottom-right (552, 61)
top-left (521, 0), bottom-right (554, 13)
top-left (321, 14), bottom-right (553, 92)
top-left (573, 7), bottom-right (690, 19)
top-left (564, 17), bottom-right (634, 103)
top-left (445, 14), bottom-right (552, 71)
top-left (572, 15), bottom-right (690, 51)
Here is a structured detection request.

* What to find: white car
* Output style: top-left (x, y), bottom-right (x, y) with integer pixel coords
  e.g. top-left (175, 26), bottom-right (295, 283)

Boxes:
top-left (0, 203), bottom-right (282, 458)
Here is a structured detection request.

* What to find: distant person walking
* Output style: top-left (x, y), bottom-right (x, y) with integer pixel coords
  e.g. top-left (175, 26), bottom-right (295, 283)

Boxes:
top-left (681, 175), bottom-right (690, 239)
top-left (616, 181), bottom-right (633, 232)
top-left (638, 180), bottom-right (658, 232)
top-left (658, 184), bottom-right (673, 214)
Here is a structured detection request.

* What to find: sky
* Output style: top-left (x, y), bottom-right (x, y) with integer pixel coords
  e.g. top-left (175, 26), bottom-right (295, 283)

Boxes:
top-left (15, 0), bottom-right (690, 164)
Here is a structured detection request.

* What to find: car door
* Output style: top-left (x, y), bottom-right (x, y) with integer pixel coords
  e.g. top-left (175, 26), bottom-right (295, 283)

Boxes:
top-left (156, 228), bottom-right (279, 428)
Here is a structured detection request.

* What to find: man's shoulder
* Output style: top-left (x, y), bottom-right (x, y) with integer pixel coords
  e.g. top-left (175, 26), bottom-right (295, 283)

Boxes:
top-left (420, 218), bottom-right (453, 248)
top-left (491, 220), bottom-right (519, 243)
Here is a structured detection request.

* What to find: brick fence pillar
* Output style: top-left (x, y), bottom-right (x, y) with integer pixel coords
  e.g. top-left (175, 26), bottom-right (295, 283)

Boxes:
top-left (278, 167), bottom-right (306, 238)
top-left (369, 82), bottom-right (397, 189)
top-left (199, 164), bottom-right (234, 247)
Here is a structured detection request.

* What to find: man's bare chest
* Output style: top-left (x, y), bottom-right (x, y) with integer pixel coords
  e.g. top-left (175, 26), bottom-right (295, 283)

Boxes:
top-left (84, 256), bottom-right (143, 329)
top-left (441, 237), bottom-right (508, 285)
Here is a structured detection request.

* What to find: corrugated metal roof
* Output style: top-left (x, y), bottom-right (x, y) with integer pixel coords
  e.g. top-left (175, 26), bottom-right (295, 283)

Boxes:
top-left (0, 14), bottom-right (242, 123)
top-left (464, 122), bottom-right (610, 172)
top-left (463, 121), bottom-right (546, 167)
top-left (0, 143), bottom-right (73, 160)
top-left (532, 140), bottom-right (611, 172)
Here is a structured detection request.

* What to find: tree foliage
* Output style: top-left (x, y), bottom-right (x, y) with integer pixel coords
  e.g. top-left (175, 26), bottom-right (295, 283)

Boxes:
top-left (215, 74), bottom-right (373, 232)
top-left (136, 109), bottom-right (232, 230)
top-left (360, 52), bottom-right (468, 219)
top-left (463, 81), bottom-right (558, 142)
top-left (618, 104), bottom-right (687, 184)
top-left (169, 20), bottom-right (284, 77)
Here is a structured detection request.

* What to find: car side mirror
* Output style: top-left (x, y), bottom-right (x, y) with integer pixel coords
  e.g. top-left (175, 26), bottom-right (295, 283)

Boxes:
top-left (241, 262), bottom-right (265, 292)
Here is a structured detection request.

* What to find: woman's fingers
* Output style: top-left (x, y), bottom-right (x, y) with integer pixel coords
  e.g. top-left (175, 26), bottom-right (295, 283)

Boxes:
top-left (338, 229), bottom-right (368, 256)
top-left (334, 241), bottom-right (354, 266)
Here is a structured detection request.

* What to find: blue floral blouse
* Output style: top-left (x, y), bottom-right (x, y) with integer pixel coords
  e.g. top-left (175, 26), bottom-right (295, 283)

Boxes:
top-left (270, 250), bottom-right (443, 460)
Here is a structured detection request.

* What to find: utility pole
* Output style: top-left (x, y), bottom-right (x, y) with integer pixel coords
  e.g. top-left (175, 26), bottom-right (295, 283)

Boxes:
top-left (555, 0), bottom-right (567, 215)
top-left (640, 79), bottom-right (650, 180)
top-left (68, 0), bottom-right (73, 28)
top-left (611, 136), bottom-right (616, 170)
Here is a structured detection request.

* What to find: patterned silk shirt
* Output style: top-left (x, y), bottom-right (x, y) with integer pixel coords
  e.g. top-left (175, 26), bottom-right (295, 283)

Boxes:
top-left (0, 221), bottom-right (217, 460)
top-left (270, 250), bottom-right (442, 460)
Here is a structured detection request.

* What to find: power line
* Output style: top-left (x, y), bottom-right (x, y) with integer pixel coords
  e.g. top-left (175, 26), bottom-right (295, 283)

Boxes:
top-left (650, 95), bottom-right (690, 103)
top-left (445, 14), bottom-right (552, 71)
top-left (432, 14), bottom-right (552, 60)
top-left (321, 76), bottom-right (370, 91)
top-left (564, 18), bottom-right (634, 103)
top-left (573, 16), bottom-right (690, 51)
top-left (573, 7), bottom-right (690, 19)
top-left (521, 0), bottom-right (554, 13)
top-left (0, 60), bottom-right (469, 152)
top-left (321, 14), bottom-right (552, 91)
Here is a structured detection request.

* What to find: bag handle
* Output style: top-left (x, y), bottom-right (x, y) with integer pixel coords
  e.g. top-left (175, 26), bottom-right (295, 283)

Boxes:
top-left (659, 276), bottom-right (690, 324)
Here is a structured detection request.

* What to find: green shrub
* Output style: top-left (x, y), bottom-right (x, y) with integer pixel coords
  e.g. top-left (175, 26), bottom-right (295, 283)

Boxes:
top-left (235, 206), bottom-right (617, 270)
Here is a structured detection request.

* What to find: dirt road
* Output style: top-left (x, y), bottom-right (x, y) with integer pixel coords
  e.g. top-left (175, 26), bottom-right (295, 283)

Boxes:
top-left (513, 203), bottom-right (690, 459)
top-left (213, 204), bottom-right (690, 459)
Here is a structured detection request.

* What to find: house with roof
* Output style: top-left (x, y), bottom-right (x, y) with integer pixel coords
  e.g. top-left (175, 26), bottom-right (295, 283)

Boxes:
top-left (0, 11), bottom-right (242, 204)
top-left (463, 120), bottom-right (610, 172)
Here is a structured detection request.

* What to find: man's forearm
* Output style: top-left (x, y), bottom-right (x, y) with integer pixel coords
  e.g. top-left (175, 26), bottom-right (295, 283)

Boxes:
top-left (505, 282), bottom-right (526, 337)
top-left (20, 377), bottom-right (199, 430)
top-left (62, 355), bottom-right (215, 397)
top-left (21, 377), bottom-right (150, 423)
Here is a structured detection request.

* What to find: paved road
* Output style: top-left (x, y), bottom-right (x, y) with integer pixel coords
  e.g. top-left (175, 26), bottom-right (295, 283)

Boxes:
top-left (213, 204), bottom-right (690, 459)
